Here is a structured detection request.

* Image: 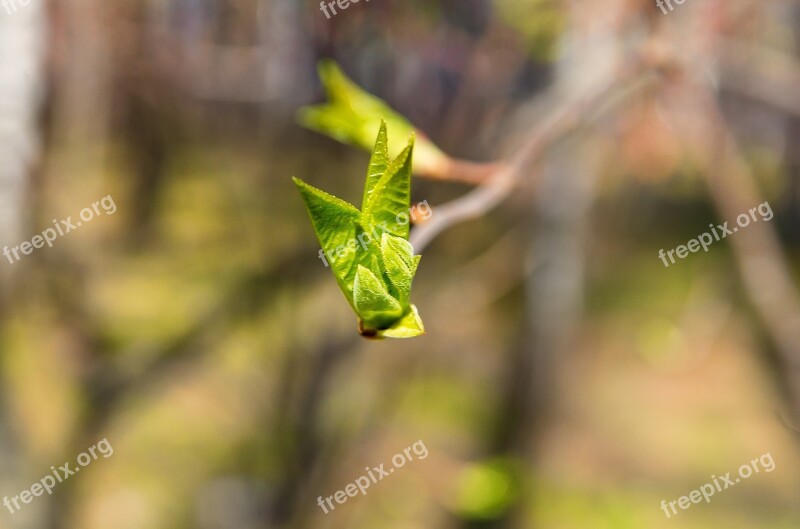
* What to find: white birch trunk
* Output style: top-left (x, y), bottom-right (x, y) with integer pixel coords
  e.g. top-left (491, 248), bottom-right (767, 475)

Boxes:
top-left (0, 3), bottom-right (46, 528)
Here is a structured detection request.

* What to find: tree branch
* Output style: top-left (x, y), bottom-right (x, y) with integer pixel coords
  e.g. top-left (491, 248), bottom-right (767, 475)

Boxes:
top-left (411, 58), bottom-right (660, 251)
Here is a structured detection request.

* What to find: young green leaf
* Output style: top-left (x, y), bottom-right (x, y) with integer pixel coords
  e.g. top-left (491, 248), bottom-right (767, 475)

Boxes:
top-left (297, 60), bottom-right (448, 177)
top-left (379, 304), bottom-right (425, 339)
top-left (362, 121), bottom-right (389, 210)
top-left (380, 233), bottom-right (419, 305)
top-left (293, 122), bottom-right (426, 339)
top-left (291, 177), bottom-right (363, 306)
top-left (353, 265), bottom-right (404, 328)
top-left (363, 139), bottom-right (414, 240)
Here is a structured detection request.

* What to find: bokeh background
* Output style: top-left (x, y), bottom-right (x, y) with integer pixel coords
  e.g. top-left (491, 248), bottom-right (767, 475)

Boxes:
top-left (1, 0), bottom-right (800, 528)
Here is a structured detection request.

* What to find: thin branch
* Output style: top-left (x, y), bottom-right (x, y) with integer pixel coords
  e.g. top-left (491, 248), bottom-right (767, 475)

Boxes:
top-left (718, 39), bottom-right (800, 119)
top-left (410, 58), bottom-right (660, 252)
top-left (692, 76), bottom-right (800, 418)
top-left (417, 157), bottom-right (504, 185)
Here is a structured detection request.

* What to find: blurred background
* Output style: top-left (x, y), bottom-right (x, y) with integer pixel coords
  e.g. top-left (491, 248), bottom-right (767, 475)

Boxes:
top-left (1, 0), bottom-right (800, 528)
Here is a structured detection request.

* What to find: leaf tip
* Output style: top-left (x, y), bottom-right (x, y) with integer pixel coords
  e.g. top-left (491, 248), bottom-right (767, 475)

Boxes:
top-left (291, 176), bottom-right (311, 192)
top-left (317, 58), bottom-right (338, 80)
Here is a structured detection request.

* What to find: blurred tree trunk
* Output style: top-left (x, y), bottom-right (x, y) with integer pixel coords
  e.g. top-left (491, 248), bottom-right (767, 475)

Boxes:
top-left (0, 0), bottom-right (45, 280)
top-left (453, 15), bottom-right (614, 526)
top-left (258, 0), bottom-right (314, 106)
top-left (41, 1), bottom-right (113, 528)
top-left (119, 1), bottom-right (173, 245)
top-left (49, 0), bottom-right (111, 155)
top-left (786, 5), bottom-right (800, 242)
top-left (0, 3), bottom-right (46, 529)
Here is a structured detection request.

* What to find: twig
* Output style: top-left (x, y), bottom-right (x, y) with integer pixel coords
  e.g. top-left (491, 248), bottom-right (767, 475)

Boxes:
top-left (410, 58), bottom-right (660, 252)
top-left (718, 39), bottom-right (800, 119)
top-left (692, 76), bottom-right (800, 418)
top-left (419, 157), bottom-right (504, 185)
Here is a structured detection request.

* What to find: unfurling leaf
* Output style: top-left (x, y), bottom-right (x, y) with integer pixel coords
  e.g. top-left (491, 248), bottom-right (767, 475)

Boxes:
top-left (380, 233), bottom-right (419, 306)
top-left (293, 122), bottom-right (425, 339)
top-left (354, 265), bottom-right (403, 327)
top-left (298, 60), bottom-right (448, 177)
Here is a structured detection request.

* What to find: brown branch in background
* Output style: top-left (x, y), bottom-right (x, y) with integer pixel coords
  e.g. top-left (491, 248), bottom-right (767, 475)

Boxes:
top-left (410, 57), bottom-right (660, 252)
top-left (267, 333), bottom-right (360, 528)
top-left (417, 157), bottom-right (504, 185)
top-left (693, 81), bottom-right (800, 420)
top-left (718, 39), bottom-right (800, 119)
